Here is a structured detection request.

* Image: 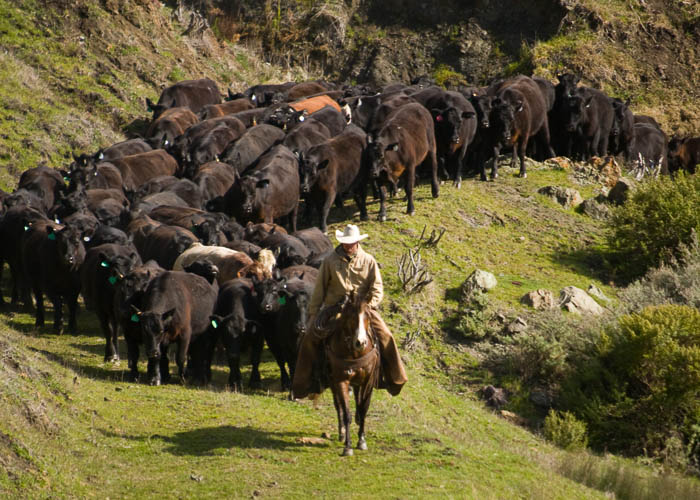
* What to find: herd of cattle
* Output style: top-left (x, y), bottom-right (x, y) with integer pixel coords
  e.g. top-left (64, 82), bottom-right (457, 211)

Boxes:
top-left (0, 74), bottom-right (698, 391)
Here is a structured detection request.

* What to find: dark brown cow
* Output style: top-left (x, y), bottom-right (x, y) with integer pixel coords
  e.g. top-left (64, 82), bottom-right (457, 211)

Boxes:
top-left (193, 161), bottom-right (239, 205)
top-left (146, 107), bottom-right (199, 150)
top-left (219, 124), bottom-right (286, 174)
top-left (108, 150), bottom-right (179, 192)
top-left (488, 75), bottom-right (555, 179)
top-left (17, 166), bottom-right (66, 214)
top-left (147, 78), bottom-right (221, 119)
top-left (223, 145), bottom-right (300, 231)
top-left (198, 98), bottom-right (255, 120)
top-left (298, 125), bottom-right (368, 230)
top-left (366, 102), bottom-right (439, 221)
top-left (668, 136), bottom-right (700, 174)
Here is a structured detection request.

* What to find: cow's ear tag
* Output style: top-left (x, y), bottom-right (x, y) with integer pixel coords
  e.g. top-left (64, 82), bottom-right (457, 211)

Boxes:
top-left (298, 115), bottom-right (305, 122)
top-left (436, 115), bottom-right (443, 122)
top-left (63, 176), bottom-right (70, 182)
top-left (130, 314), bottom-right (140, 323)
top-left (278, 296), bottom-right (286, 306)
top-left (211, 319), bottom-right (218, 329)
top-left (47, 233), bottom-right (56, 241)
top-left (83, 236), bottom-right (91, 243)
top-left (100, 261), bottom-right (110, 268)
top-left (108, 276), bottom-right (117, 285)
top-left (23, 225), bottom-right (30, 232)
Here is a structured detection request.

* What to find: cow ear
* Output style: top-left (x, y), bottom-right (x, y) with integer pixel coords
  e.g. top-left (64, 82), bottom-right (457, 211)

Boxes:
top-left (162, 308), bottom-right (176, 325)
top-left (462, 111), bottom-right (476, 119)
top-left (146, 98), bottom-right (155, 112)
top-left (317, 159), bottom-right (330, 170)
top-left (256, 179), bottom-right (270, 189)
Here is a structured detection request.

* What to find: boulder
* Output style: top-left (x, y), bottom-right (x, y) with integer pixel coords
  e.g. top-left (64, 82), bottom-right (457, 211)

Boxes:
top-left (587, 284), bottom-right (611, 303)
top-left (608, 177), bottom-right (636, 205)
top-left (461, 269), bottom-right (497, 297)
top-left (580, 198), bottom-right (610, 220)
top-left (537, 186), bottom-right (583, 209)
top-left (559, 286), bottom-right (606, 315)
top-left (506, 317), bottom-right (528, 334)
top-left (589, 155), bottom-right (621, 189)
top-left (521, 289), bottom-right (556, 310)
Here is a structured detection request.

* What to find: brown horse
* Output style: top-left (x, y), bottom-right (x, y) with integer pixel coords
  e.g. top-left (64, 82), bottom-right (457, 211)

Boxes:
top-left (318, 293), bottom-right (380, 456)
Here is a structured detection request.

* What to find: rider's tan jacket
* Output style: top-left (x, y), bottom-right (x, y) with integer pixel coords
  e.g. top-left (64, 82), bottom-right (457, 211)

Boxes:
top-left (308, 244), bottom-right (383, 319)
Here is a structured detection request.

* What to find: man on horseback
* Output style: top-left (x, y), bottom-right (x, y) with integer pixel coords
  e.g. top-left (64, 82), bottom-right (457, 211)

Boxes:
top-left (292, 224), bottom-right (408, 399)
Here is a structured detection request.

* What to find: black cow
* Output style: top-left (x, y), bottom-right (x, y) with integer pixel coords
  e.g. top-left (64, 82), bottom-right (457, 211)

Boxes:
top-left (366, 102), bottom-right (439, 220)
top-left (148, 205), bottom-right (226, 246)
top-left (630, 124), bottom-right (669, 175)
top-left (145, 107), bottom-right (199, 150)
top-left (198, 98), bottom-right (255, 120)
top-left (193, 161), bottom-right (239, 205)
top-left (611, 98), bottom-right (635, 161)
top-left (147, 78), bottom-right (221, 119)
top-left (23, 220), bottom-right (86, 333)
top-left (413, 88), bottom-right (477, 187)
top-left (72, 139), bottom-right (153, 170)
top-left (131, 271), bottom-right (217, 385)
top-left (258, 232), bottom-right (310, 269)
top-left (107, 150), bottom-right (179, 192)
top-left (219, 124), bottom-right (286, 174)
top-left (185, 120), bottom-right (247, 175)
top-left (562, 87), bottom-right (615, 160)
top-left (298, 125), bottom-right (368, 230)
top-left (114, 261), bottom-right (165, 382)
top-left (168, 116), bottom-right (246, 170)
top-left (222, 145), bottom-right (300, 231)
top-left (17, 166), bottom-right (66, 214)
top-left (209, 278), bottom-right (264, 390)
top-left (232, 82), bottom-right (296, 108)
top-left (81, 243), bottom-right (142, 361)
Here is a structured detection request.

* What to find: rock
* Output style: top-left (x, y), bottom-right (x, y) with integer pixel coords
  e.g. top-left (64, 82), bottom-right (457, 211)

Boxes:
top-left (559, 286), bottom-right (606, 315)
top-left (537, 186), bottom-right (583, 208)
top-left (580, 198), bottom-right (610, 220)
top-left (587, 285), bottom-right (611, 302)
top-left (521, 289), bottom-right (556, 310)
top-left (545, 156), bottom-right (573, 170)
top-left (608, 177), bottom-right (636, 205)
top-left (506, 317), bottom-right (528, 334)
top-left (589, 156), bottom-right (621, 189)
top-left (297, 437), bottom-right (328, 445)
top-left (499, 410), bottom-right (528, 426)
top-left (482, 385), bottom-right (508, 408)
top-left (461, 269), bottom-right (497, 297)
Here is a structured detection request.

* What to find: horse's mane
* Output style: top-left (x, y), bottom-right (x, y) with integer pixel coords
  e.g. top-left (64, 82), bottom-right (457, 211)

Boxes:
top-left (313, 292), bottom-right (369, 334)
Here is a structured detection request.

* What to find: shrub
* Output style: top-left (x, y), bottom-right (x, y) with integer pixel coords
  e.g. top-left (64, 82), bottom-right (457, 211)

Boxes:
top-left (606, 172), bottom-right (700, 281)
top-left (543, 410), bottom-right (588, 450)
top-left (454, 290), bottom-right (496, 340)
top-left (561, 304), bottom-right (700, 463)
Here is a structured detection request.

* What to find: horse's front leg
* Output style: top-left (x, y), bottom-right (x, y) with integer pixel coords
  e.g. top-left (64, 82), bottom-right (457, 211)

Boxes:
top-left (332, 389), bottom-right (344, 442)
top-left (355, 384), bottom-right (373, 451)
top-left (334, 381), bottom-right (353, 456)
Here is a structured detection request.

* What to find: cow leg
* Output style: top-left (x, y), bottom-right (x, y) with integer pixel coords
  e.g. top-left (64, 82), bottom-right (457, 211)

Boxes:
top-left (491, 145), bottom-right (501, 180)
top-left (50, 295), bottom-right (64, 335)
top-left (539, 119), bottom-right (556, 159)
top-left (126, 338), bottom-right (140, 382)
top-left (32, 283), bottom-right (45, 328)
top-left (265, 334), bottom-right (291, 390)
top-left (405, 170), bottom-right (416, 216)
top-left (319, 190), bottom-right (335, 233)
top-left (66, 292), bottom-right (79, 334)
top-left (430, 150), bottom-right (439, 198)
top-left (159, 344), bottom-right (171, 384)
top-left (377, 184), bottom-right (388, 222)
top-left (518, 137), bottom-right (529, 178)
top-left (100, 313), bottom-right (117, 362)
top-left (176, 338), bottom-right (188, 384)
top-left (290, 203), bottom-right (298, 233)
top-left (248, 332), bottom-right (264, 389)
top-left (147, 356), bottom-right (161, 386)
top-left (453, 147), bottom-right (467, 189)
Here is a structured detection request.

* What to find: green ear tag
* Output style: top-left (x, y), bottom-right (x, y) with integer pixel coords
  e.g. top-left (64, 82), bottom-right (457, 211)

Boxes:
top-left (211, 319), bottom-right (218, 329)
top-left (278, 296), bottom-right (286, 306)
top-left (130, 314), bottom-right (140, 323)
top-left (63, 176), bottom-right (70, 182)
top-left (100, 261), bottom-right (110, 268)
top-left (108, 276), bottom-right (117, 285)
top-left (47, 233), bottom-right (56, 241)
top-left (23, 225), bottom-right (30, 232)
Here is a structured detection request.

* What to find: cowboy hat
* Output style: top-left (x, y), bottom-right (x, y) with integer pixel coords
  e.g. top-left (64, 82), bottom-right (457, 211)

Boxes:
top-left (335, 224), bottom-right (368, 244)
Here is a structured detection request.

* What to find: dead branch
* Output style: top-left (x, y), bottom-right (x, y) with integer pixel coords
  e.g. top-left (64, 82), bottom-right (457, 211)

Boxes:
top-left (417, 224), bottom-right (446, 248)
top-left (397, 247), bottom-right (433, 294)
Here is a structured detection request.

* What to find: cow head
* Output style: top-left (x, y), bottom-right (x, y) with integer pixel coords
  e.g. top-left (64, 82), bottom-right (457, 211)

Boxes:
top-left (564, 93), bottom-right (593, 133)
top-left (279, 283), bottom-right (311, 338)
top-left (135, 308), bottom-right (177, 359)
top-left (431, 107), bottom-right (476, 145)
top-left (183, 259), bottom-right (219, 285)
top-left (146, 97), bottom-right (171, 120)
top-left (255, 274), bottom-right (288, 314)
top-left (190, 219), bottom-right (223, 246)
top-left (556, 73), bottom-right (581, 98)
top-left (471, 95), bottom-right (493, 129)
top-left (491, 97), bottom-right (520, 143)
top-left (366, 133), bottom-right (399, 180)
top-left (237, 177), bottom-right (268, 218)
top-left (98, 250), bottom-right (141, 287)
top-left (266, 106), bottom-right (307, 131)
top-left (47, 225), bottom-right (85, 271)
top-left (298, 151), bottom-right (329, 195)
top-left (51, 187), bottom-right (88, 220)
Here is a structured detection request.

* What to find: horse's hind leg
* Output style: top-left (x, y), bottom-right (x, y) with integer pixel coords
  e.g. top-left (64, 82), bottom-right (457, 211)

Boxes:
top-left (332, 389), bottom-right (344, 442)
top-left (355, 386), bottom-right (373, 451)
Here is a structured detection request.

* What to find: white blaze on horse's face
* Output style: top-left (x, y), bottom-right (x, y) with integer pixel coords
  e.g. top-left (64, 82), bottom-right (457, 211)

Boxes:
top-left (354, 310), bottom-right (369, 351)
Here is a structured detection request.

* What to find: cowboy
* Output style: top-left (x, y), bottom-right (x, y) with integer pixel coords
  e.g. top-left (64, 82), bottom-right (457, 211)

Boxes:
top-left (292, 224), bottom-right (408, 399)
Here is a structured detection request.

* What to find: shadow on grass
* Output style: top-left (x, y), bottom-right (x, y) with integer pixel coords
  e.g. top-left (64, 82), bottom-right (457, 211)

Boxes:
top-left (549, 244), bottom-right (613, 283)
top-left (28, 346), bottom-right (129, 382)
top-left (99, 425), bottom-right (324, 455)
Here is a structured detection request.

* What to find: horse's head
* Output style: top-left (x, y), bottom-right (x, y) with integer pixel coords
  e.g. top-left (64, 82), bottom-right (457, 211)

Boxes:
top-left (339, 292), bottom-right (373, 355)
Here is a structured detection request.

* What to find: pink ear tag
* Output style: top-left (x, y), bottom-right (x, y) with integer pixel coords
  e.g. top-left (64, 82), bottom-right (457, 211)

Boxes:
top-left (436, 115), bottom-right (443, 122)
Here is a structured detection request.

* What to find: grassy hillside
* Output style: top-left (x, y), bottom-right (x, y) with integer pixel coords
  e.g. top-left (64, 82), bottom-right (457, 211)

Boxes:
top-left (1, 0), bottom-right (700, 498)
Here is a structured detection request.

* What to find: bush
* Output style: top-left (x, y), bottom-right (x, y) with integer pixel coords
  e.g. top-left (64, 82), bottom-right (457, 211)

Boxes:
top-left (561, 304), bottom-right (700, 464)
top-left (544, 410), bottom-right (588, 450)
top-left (454, 290), bottom-right (495, 340)
top-left (606, 172), bottom-right (700, 281)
